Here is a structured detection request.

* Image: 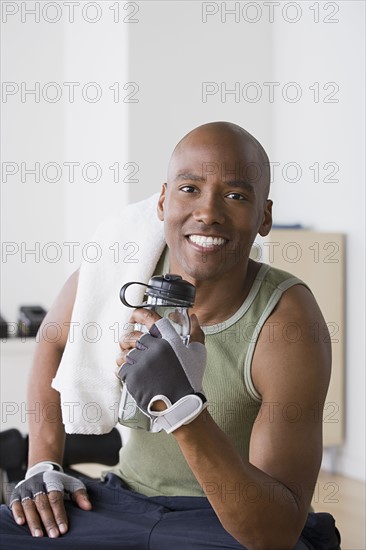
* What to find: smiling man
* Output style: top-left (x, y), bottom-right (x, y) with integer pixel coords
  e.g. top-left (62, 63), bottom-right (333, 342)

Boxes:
top-left (0, 122), bottom-right (341, 549)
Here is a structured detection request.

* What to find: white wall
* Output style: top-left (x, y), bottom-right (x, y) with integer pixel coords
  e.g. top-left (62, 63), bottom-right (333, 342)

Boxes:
top-left (1, 13), bottom-right (66, 324)
top-left (1, 2), bottom-right (129, 324)
top-left (127, 0), bottom-right (274, 202)
top-left (62, 6), bottom-right (129, 262)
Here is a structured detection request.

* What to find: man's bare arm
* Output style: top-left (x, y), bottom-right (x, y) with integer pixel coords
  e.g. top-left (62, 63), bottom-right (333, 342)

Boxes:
top-left (27, 269), bottom-right (79, 467)
top-left (11, 269), bottom-right (92, 538)
top-left (172, 285), bottom-right (331, 550)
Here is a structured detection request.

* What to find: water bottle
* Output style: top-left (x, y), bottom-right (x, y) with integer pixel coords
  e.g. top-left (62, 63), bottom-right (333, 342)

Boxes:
top-left (118, 274), bottom-right (196, 430)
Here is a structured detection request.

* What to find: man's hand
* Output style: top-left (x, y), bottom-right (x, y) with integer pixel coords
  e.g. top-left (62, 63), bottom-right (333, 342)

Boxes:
top-left (116, 310), bottom-right (206, 432)
top-left (116, 308), bottom-right (204, 366)
top-left (9, 462), bottom-right (92, 538)
top-left (115, 307), bottom-right (161, 368)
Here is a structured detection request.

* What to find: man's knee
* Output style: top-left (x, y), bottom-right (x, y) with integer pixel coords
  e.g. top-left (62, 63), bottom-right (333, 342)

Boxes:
top-left (0, 503), bottom-right (28, 537)
top-left (297, 512), bottom-right (341, 550)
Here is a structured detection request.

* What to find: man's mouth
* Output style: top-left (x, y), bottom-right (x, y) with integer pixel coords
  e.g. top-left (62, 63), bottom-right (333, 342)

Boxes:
top-left (188, 235), bottom-right (227, 248)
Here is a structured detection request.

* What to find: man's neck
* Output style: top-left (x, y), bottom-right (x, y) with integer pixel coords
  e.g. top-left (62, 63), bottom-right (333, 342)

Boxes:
top-left (181, 260), bottom-right (261, 326)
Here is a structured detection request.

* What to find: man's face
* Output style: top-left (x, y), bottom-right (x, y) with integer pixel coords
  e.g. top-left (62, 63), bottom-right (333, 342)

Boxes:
top-left (158, 130), bottom-right (272, 284)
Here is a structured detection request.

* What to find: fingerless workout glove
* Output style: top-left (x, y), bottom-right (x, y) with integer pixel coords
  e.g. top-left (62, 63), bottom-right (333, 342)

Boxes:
top-left (117, 318), bottom-right (207, 433)
top-left (9, 461), bottom-right (86, 508)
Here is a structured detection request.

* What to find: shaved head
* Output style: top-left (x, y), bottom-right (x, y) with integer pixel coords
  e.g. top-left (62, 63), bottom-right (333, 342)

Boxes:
top-left (158, 121), bottom-right (273, 283)
top-left (167, 121), bottom-right (271, 201)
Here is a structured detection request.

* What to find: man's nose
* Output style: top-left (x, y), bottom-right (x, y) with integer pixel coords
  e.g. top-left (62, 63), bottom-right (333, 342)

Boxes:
top-left (192, 195), bottom-right (225, 225)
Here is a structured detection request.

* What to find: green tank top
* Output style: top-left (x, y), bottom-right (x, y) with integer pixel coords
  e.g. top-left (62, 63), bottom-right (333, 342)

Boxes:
top-left (111, 257), bottom-right (306, 497)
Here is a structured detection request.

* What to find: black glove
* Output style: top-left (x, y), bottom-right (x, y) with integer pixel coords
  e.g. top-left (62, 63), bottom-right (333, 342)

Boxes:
top-left (117, 318), bottom-right (207, 433)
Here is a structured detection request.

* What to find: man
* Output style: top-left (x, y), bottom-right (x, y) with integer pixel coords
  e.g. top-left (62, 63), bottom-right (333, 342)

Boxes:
top-left (0, 122), bottom-right (340, 549)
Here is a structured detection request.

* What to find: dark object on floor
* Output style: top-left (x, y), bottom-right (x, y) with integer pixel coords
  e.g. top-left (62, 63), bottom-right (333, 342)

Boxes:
top-left (17, 306), bottom-right (47, 337)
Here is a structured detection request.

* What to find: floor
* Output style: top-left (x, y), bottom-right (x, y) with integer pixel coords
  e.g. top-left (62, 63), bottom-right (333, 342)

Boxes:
top-left (76, 465), bottom-right (365, 549)
top-left (311, 470), bottom-right (365, 550)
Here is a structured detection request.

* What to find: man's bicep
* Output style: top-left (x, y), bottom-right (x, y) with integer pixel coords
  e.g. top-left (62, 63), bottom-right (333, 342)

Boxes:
top-left (249, 284), bottom-right (331, 514)
top-left (249, 392), bottom-right (323, 514)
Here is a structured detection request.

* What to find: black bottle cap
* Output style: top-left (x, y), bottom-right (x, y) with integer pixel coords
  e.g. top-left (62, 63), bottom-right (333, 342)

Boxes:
top-left (146, 274), bottom-right (195, 307)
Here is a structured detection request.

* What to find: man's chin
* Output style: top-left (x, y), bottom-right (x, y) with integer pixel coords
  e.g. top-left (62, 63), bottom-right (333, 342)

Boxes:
top-left (168, 246), bottom-right (230, 282)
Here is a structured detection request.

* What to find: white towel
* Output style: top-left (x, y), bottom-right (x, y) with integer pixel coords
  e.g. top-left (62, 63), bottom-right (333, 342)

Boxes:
top-left (52, 193), bottom-right (166, 434)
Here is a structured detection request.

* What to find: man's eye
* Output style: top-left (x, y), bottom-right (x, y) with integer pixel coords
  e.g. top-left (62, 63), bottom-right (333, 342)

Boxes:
top-left (226, 192), bottom-right (245, 200)
top-left (180, 185), bottom-right (197, 193)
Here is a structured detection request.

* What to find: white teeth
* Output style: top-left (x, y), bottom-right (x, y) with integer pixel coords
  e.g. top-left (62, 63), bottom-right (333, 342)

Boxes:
top-left (189, 235), bottom-right (226, 247)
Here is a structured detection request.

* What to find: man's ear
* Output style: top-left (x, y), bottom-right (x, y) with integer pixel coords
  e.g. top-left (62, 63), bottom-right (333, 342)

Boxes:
top-left (157, 183), bottom-right (167, 221)
top-left (258, 200), bottom-right (273, 237)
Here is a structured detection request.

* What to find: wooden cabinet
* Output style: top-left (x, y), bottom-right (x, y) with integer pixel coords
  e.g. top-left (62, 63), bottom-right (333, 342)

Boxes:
top-left (257, 230), bottom-right (344, 447)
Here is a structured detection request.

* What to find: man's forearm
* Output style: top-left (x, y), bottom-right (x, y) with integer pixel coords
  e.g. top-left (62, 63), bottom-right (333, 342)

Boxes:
top-left (27, 340), bottom-right (66, 467)
top-left (173, 410), bottom-right (304, 550)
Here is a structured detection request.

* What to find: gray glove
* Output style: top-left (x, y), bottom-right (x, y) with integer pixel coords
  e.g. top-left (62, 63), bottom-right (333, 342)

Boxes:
top-left (9, 461), bottom-right (86, 508)
top-left (117, 317), bottom-right (207, 433)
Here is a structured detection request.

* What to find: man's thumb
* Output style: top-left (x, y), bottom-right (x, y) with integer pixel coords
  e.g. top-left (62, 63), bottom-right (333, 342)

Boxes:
top-left (74, 489), bottom-right (92, 510)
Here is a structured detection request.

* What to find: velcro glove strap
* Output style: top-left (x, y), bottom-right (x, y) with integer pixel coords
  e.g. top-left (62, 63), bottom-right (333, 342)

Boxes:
top-left (9, 464), bottom-right (86, 509)
top-left (118, 383), bottom-right (152, 430)
top-left (149, 394), bottom-right (207, 434)
top-left (117, 318), bottom-right (207, 432)
top-left (26, 461), bottom-right (63, 479)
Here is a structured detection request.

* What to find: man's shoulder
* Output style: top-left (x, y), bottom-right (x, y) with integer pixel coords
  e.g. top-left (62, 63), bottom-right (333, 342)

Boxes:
top-left (258, 271), bottom-right (329, 353)
top-left (252, 261), bottom-right (329, 353)
top-left (252, 271), bottom-right (331, 399)
top-left (249, 262), bottom-right (312, 317)
top-left (258, 262), bottom-right (309, 292)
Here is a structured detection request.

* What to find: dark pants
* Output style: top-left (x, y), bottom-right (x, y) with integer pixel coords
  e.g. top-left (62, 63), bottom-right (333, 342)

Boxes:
top-left (0, 474), bottom-right (341, 549)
